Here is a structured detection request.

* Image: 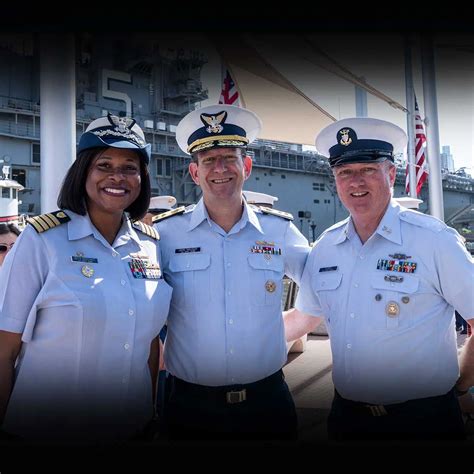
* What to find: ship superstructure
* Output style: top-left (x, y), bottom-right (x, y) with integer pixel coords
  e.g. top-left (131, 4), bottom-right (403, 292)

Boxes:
top-left (0, 33), bottom-right (472, 243)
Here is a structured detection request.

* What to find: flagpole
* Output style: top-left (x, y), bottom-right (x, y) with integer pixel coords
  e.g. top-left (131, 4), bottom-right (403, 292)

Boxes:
top-left (404, 36), bottom-right (417, 198)
top-left (421, 35), bottom-right (444, 220)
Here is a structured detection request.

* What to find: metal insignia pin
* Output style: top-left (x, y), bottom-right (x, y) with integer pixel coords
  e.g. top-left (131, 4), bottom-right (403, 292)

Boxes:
top-left (81, 265), bottom-right (94, 278)
top-left (76, 251), bottom-right (84, 257)
top-left (401, 296), bottom-right (410, 304)
top-left (265, 280), bottom-right (276, 293)
top-left (386, 301), bottom-right (400, 317)
top-left (375, 294), bottom-right (382, 301)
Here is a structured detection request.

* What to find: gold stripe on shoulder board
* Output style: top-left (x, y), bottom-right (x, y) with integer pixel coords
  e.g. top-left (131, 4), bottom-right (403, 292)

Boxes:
top-left (132, 221), bottom-right (160, 240)
top-left (259, 206), bottom-right (294, 221)
top-left (27, 210), bottom-right (71, 233)
top-left (152, 206), bottom-right (186, 223)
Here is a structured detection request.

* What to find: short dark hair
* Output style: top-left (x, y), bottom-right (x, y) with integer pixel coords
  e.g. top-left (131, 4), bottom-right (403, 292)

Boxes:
top-left (191, 146), bottom-right (247, 163)
top-left (57, 148), bottom-right (151, 221)
top-left (0, 222), bottom-right (21, 236)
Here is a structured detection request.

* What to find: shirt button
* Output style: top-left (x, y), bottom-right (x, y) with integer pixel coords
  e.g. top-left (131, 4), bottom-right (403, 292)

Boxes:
top-left (346, 344), bottom-right (352, 349)
top-left (122, 377), bottom-right (127, 384)
top-left (354, 283), bottom-right (359, 288)
top-left (359, 255), bottom-right (364, 259)
top-left (229, 319), bottom-right (233, 324)
top-left (112, 252), bottom-right (118, 257)
top-left (227, 291), bottom-right (231, 296)
top-left (121, 279), bottom-right (126, 286)
top-left (128, 309), bottom-right (134, 316)
top-left (229, 348), bottom-right (234, 354)
top-left (124, 343), bottom-right (130, 350)
top-left (227, 262), bottom-right (231, 267)
top-left (350, 313), bottom-right (355, 318)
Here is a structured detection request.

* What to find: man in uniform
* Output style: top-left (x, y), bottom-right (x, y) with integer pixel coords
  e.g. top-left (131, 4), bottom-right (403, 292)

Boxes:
top-left (285, 117), bottom-right (474, 440)
top-left (154, 104), bottom-right (310, 440)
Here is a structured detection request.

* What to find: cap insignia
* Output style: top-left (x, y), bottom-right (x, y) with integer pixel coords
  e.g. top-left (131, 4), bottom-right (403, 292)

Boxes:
top-left (339, 128), bottom-right (352, 146)
top-left (200, 111), bottom-right (227, 134)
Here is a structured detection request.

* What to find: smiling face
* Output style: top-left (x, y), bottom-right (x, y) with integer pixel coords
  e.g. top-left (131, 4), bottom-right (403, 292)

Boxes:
top-left (85, 148), bottom-right (142, 221)
top-left (333, 160), bottom-right (396, 225)
top-left (189, 147), bottom-right (252, 205)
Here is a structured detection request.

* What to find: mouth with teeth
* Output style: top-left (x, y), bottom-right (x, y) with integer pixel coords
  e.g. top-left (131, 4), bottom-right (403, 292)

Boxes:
top-left (103, 187), bottom-right (128, 196)
top-left (351, 192), bottom-right (369, 197)
top-left (210, 178), bottom-right (232, 184)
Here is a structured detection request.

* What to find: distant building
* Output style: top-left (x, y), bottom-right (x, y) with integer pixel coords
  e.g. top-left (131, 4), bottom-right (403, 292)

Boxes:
top-left (440, 145), bottom-right (454, 173)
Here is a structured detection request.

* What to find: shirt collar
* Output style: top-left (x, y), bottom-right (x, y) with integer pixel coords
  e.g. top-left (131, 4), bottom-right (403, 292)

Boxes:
top-left (67, 210), bottom-right (141, 249)
top-left (187, 197), bottom-right (264, 234)
top-left (375, 200), bottom-right (402, 244)
top-left (332, 200), bottom-right (402, 245)
top-left (332, 217), bottom-right (351, 245)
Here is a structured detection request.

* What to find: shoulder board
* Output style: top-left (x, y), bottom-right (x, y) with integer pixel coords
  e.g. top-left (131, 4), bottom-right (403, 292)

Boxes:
top-left (152, 206), bottom-right (186, 223)
top-left (132, 221), bottom-right (160, 240)
top-left (27, 210), bottom-right (70, 233)
top-left (399, 210), bottom-right (446, 233)
top-left (259, 206), bottom-right (294, 221)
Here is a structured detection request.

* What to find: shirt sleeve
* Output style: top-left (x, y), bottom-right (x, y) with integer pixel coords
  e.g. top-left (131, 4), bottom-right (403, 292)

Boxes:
top-left (294, 246), bottom-right (324, 317)
top-left (433, 227), bottom-right (474, 318)
top-left (283, 221), bottom-right (310, 286)
top-left (0, 225), bottom-right (49, 334)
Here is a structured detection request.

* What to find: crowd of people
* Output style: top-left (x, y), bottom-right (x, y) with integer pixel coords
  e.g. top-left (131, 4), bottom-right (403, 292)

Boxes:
top-left (0, 107), bottom-right (472, 444)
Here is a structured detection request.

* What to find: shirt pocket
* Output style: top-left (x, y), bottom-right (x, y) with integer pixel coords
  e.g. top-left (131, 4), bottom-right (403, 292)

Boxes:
top-left (247, 254), bottom-right (284, 306)
top-left (370, 272), bottom-right (420, 329)
top-left (169, 253), bottom-right (211, 308)
top-left (311, 272), bottom-right (343, 325)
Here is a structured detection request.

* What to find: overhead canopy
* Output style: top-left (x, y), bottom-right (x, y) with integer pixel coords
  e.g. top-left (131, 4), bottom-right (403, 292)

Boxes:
top-left (214, 35), bottom-right (335, 145)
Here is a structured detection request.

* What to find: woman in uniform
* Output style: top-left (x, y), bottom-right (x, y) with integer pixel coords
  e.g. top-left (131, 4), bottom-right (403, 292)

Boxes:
top-left (0, 114), bottom-right (172, 442)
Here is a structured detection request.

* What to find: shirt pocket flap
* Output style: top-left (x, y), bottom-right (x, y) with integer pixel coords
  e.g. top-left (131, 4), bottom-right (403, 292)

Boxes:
top-left (169, 253), bottom-right (211, 272)
top-left (247, 253), bottom-right (284, 272)
top-left (312, 272), bottom-right (343, 291)
top-left (371, 272), bottom-right (419, 293)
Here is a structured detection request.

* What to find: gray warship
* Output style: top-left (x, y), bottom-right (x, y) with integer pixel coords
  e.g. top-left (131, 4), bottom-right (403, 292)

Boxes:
top-left (0, 33), bottom-right (472, 245)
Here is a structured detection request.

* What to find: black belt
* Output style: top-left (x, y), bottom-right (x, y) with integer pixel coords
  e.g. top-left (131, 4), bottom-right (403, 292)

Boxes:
top-left (169, 370), bottom-right (285, 404)
top-left (334, 387), bottom-right (456, 417)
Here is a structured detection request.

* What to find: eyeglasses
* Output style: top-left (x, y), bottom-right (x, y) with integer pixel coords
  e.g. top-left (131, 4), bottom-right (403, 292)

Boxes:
top-left (0, 243), bottom-right (14, 253)
top-left (92, 162), bottom-right (140, 176)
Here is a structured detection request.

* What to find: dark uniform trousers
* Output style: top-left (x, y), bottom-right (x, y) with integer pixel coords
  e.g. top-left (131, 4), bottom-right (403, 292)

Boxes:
top-left (164, 369), bottom-right (298, 440)
top-left (328, 387), bottom-right (466, 441)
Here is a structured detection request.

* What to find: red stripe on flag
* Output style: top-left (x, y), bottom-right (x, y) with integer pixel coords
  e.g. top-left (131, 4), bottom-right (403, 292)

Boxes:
top-left (406, 95), bottom-right (428, 196)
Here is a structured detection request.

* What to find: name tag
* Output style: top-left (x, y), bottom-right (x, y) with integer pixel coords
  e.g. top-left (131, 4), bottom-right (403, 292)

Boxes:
top-left (71, 256), bottom-right (98, 263)
top-left (319, 266), bottom-right (338, 272)
top-left (175, 247), bottom-right (201, 254)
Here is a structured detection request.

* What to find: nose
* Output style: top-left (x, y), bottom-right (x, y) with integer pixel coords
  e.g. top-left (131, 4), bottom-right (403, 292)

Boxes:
top-left (212, 157), bottom-right (227, 172)
top-left (108, 168), bottom-right (128, 179)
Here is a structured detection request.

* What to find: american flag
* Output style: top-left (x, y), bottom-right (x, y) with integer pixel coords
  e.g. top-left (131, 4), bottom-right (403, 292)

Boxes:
top-left (218, 69), bottom-right (240, 106)
top-left (405, 96), bottom-right (428, 195)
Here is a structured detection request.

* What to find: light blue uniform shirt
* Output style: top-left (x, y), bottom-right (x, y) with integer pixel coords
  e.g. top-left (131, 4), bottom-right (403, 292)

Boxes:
top-left (155, 198), bottom-right (310, 386)
top-left (296, 200), bottom-right (474, 405)
top-left (0, 211), bottom-right (172, 440)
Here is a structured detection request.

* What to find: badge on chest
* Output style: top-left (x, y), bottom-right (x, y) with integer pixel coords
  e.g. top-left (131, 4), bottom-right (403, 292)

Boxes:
top-left (129, 258), bottom-right (161, 279)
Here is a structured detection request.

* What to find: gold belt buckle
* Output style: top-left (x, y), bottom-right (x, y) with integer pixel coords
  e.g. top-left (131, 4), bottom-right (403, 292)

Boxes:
top-left (226, 389), bottom-right (247, 404)
top-left (365, 404), bottom-right (388, 416)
